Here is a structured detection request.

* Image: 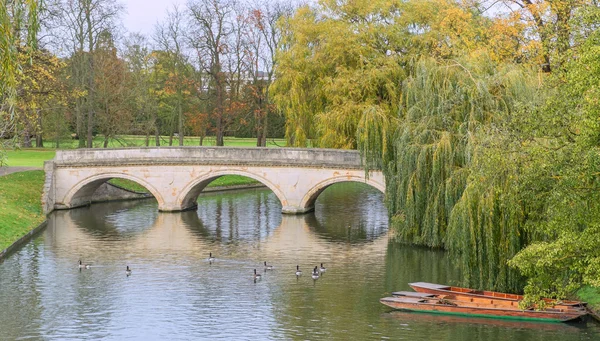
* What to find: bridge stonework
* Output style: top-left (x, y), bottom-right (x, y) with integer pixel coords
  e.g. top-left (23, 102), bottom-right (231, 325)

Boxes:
top-left (42, 147), bottom-right (385, 215)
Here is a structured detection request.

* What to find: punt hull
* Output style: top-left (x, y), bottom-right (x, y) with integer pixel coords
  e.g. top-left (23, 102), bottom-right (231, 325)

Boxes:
top-left (380, 297), bottom-right (587, 323)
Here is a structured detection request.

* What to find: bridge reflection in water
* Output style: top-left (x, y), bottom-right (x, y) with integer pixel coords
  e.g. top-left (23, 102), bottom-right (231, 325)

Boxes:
top-left (47, 187), bottom-right (388, 261)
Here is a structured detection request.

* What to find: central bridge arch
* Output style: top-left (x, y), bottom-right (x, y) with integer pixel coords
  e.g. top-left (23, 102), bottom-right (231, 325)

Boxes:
top-left (177, 170), bottom-right (288, 211)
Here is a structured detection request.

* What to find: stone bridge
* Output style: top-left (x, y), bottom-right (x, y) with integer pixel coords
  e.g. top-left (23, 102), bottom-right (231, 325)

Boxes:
top-left (42, 147), bottom-right (385, 215)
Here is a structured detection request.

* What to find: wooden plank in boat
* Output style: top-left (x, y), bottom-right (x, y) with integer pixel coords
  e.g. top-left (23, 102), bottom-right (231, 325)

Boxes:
top-left (392, 291), bottom-right (437, 298)
top-left (383, 296), bottom-right (426, 303)
top-left (409, 282), bottom-right (451, 290)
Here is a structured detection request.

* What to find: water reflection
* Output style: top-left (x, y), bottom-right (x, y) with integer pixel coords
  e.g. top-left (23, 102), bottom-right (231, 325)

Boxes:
top-left (67, 199), bottom-right (158, 238)
top-left (0, 183), bottom-right (599, 340)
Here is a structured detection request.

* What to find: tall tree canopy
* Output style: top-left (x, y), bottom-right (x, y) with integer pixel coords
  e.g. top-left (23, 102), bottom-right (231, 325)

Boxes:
top-left (1, 0), bottom-right (40, 152)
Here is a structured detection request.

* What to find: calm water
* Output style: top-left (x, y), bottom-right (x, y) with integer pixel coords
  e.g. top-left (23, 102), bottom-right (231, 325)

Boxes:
top-left (1, 184), bottom-right (599, 340)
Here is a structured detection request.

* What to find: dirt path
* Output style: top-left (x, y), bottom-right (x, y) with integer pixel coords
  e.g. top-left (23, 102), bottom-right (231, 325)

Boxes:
top-left (0, 167), bottom-right (42, 177)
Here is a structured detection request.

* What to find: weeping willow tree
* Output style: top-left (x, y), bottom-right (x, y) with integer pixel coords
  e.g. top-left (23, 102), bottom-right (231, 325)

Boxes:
top-left (359, 56), bottom-right (543, 292)
top-left (0, 0), bottom-right (41, 164)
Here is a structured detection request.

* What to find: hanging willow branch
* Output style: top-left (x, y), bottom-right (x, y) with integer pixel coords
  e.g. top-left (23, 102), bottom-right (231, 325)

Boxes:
top-left (360, 56), bottom-right (541, 292)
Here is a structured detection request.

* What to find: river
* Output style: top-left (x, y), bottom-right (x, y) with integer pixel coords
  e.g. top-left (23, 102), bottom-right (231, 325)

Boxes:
top-left (0, 183), bottom-right (598, 340)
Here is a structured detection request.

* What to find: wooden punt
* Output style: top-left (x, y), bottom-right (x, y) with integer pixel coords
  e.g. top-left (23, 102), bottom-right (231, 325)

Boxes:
top-left (409, 282), bottom-right (587, 309)
top-left (380, 296), bottom-right (587, 323)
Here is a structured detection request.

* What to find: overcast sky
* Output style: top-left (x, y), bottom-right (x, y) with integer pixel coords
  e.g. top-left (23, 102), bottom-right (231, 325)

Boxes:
top-left (122, 0), bottom-right (186, 36)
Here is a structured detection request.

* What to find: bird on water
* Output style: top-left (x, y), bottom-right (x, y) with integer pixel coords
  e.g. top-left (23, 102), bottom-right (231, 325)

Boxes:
top-left (78, 260), bottom-right (91, 269)
top-left (311, 266), bottom-right (320, 280)
top-left (126, 266), bottom-right (132, 276)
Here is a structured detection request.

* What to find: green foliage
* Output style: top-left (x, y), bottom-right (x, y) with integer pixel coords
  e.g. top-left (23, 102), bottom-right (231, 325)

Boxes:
top-left (505, 30), bottom-right (600, 301)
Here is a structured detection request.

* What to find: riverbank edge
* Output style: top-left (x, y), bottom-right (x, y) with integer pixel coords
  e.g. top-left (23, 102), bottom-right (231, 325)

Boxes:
top-left (0, 220), bottom-right (47, 262)
top-left (0, 180), bottom-right (267, 262)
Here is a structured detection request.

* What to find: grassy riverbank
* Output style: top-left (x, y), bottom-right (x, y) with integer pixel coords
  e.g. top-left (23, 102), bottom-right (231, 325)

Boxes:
top-left (0, 171), bottom-right (45, 252)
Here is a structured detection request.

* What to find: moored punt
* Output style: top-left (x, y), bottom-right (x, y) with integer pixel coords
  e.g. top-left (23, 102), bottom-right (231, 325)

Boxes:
top-left (379, 296), bottom-right (588, 323)
top-left (409, 282), bottom-right (587, 309)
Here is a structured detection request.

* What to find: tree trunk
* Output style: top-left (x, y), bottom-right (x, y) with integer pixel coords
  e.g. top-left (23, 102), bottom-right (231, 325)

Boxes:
top-left (145, 133), bottom-right (149, 146)
top-left (103, 135), bottom-right (109, 148)
top-left (215, 69), bottom-right (224, 146)
top-left (178, 100), bottom-right (184, 146)
top-left (86, 4), bottom-right (95, 148)
top-left (154, 113), bottom-right (160, 146)
top-left (216, 120), bottom-right (224, 146)
top-left (169, 132), bottom-right (173, 146)
top-left (22, 128), bottom-right (32, 148)
top-left (256, 130), bottom-right (263, 147)
top-left (36, 108), bottom-right (43, 147)
top-left (86, 105), bottom-right (94, 147)
top-left (77, 103), bottom-right (86, 147)
top-left (261, 120), bottom-right (268, 147)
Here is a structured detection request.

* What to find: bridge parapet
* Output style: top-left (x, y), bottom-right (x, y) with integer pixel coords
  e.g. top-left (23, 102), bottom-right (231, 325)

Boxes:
top-left (53, 147), bottom-right (367, 169)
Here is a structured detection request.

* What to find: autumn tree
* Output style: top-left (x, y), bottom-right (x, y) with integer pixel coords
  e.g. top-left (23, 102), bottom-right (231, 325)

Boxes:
top-left (14, 48), bottom-right (68, 148)
top-left (483, 1), bottom-right (598, 72)
top-left (244, 1), bottom-right (294, 146)
top-left (93, 31), bottom-right (131, 148)
top-left (154, 5), bottom-right (190, 146)
top-left (123, 33), bottom-right (158, 146)
top-left (188, 0), bottom-right (235, 146)
top-left (49, 0), bottom-right (122, 147)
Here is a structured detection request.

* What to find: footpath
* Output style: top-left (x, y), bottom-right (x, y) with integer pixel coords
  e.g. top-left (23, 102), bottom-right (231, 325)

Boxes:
top-left (0, 167), bottom-right (41, 176)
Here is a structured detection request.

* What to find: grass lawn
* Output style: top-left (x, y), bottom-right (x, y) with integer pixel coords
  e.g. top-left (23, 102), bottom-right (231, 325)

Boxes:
top-left (4, 136), bottom-right (286, 168)
top-left (5, 149), bottom-right (56, 167)
top-left (39, 135), bottom-right (286, 149)
top-left (0, 171), bottom-right (45, 252)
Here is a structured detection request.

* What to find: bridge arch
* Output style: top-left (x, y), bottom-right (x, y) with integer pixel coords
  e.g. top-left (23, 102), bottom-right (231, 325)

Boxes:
top-left (62, 173), bottom-right (165, 209)
top-left (177, 170), bottom-right (288, 211)
top-left (300, 176), bottom-right (385, 212)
